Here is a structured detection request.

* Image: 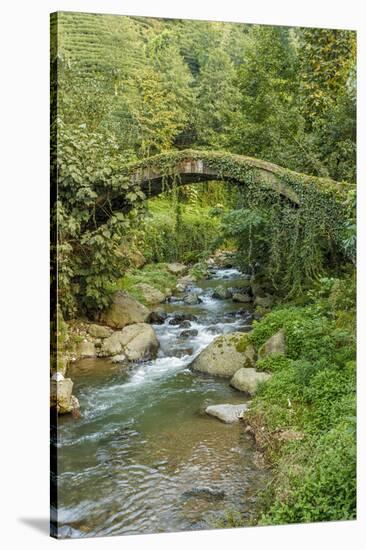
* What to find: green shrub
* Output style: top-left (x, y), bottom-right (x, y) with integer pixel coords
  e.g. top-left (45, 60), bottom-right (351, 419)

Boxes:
top-left (247, 277), bottom-right (356, 525)
top-left (250, 304), bottom-right (354, 368)
top-left (256, 354), bottom-right (292, 373)
top-left (259, 422), bottom-right (356, 524)
top-left (302, 367), bottom-right (356, 433)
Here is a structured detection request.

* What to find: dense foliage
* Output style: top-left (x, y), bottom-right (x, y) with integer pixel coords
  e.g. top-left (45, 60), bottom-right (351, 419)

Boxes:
top-left (51, 13), bottom-right (356, 316)
top-left (246, 275), bottom-right (356, 523)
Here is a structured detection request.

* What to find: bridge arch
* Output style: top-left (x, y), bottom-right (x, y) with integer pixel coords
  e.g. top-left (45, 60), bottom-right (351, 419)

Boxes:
top-left (94, 149), bottom-right (353, 223)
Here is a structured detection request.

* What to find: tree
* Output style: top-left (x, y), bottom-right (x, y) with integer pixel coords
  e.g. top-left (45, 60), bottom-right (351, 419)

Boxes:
top-left (228, 25), bottom-right (303, 171)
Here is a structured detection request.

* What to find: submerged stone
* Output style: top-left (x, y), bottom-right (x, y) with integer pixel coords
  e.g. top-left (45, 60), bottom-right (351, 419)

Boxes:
top-left (180, 329), bottom-right (198, 338)
top-left (205, 403), bottom-right (248, 423)
top-left (183, 293), bottom-right (202, 305)
top-left (212, 285), bottom-right (233, 299)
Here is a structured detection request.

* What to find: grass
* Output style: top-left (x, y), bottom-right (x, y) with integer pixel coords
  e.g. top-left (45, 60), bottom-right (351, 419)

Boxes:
top-left (109, 263), bottom-right (178, 305)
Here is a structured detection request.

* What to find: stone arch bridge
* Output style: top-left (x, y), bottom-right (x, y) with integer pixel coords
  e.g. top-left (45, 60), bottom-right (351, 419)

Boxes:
top-left (95, 149), bottom-right (354, 222)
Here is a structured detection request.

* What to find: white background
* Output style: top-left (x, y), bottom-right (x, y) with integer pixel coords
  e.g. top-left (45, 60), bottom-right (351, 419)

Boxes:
top-left (0, 1), bottom-right (365, 548)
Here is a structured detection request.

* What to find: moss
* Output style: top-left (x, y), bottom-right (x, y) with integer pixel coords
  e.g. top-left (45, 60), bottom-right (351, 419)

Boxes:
top-left (109, 263), bottom-right (177, 305)
top-left (235, 334), bottom-right (250, 353)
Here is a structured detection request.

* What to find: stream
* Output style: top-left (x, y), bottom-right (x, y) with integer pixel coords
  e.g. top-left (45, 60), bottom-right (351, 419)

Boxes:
top-left (54, 267), bottom-right (269, 538)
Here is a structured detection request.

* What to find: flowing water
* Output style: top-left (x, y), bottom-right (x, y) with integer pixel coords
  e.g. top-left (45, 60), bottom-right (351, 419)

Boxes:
top-left (54, 267), bottom-right (269, 538)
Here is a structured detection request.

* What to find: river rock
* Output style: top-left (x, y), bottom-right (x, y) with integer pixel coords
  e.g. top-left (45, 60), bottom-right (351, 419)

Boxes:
top-left (182, 487), bottom-right (225, 500)
top-left (147, 309), bottom-right (167, 325)
top-left (123, 323), bottom-right (159, 361)
top-left (175, 283), bottom-right (187, 292)
top-left (230, 368), bottom-right (271, 395)
top-left (134, 283), bottom-right (166, 305)
top-left (180, 329), bottom-right (198, 338)
top-left (100, 323), bottom-right (159, 361)
top-left (190, 332), bottom-right (256, 377)
top-left (51, 372), bottom-right (64, 381)
top-left (205, 403), bottom-right (248, 423)
top-left (205, 325), bottom-right (221, 335)
top-left (169, 313), bottom-right (197, 325)
top-left (179, 320), bottom-right (191, 328)
top-left (167, 263), bottom-right (188, 275)
top-left (173, 347), bottom-right (194, 357)
top-left (258, 330), bottom-right (286, 358)
top-left (184, 293), bottom-right (202, 305)
top-left (99, 331), bottom-right (125, 356)
top-left (77, 340), bottom-right (96, 358)
top-left (212, 285), bottom-right (232, 300)
top-left (50, 378), bottom-right (75, 414)
top-left (100, 291), bottom-right (149, 329)
top-left (232, 292), bottom-right (252, 303)
top-left (110, 354), bottom-right (127, 363)
top-left (178, 274), bottom-right (196, 285)
top-left (87, 324), bottom-right (113, 339)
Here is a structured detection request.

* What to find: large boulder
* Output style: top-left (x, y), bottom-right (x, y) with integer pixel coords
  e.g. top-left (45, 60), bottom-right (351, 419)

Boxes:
top-left (212, 285), bottom-right (232, 300)
top-left (77, 340), bottom-right (96, 358)
top-left (123, 323), bottom-right (160, 361)
top-left (99, 323), bottom-right (159, 361)
top-left (205, 403), bottom-right (248, 423)
top-left (99, 331), bottom-right (126, 357)
top-left (135, 283), bottom-right (166, 305)
top-left (87, 324), bottom-right (113, 339)
top-left (190, 332), bottom-right (256, 378)
top-left (167, 263), bottom-right (188, 275)
top-left (230, 368), bottom-right (271, 395)
top-left (258, 330), bottom-right (286, 359)
top-left (50, 378), bottom-right (78, 414)
top-left (99, 291), bottom-right (149, 329)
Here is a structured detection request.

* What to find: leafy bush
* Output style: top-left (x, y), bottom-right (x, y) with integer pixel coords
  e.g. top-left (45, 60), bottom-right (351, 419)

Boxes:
top-left (259, 422), bottom-right (356, 524)
top-left (246, 274), bottom-right (356, 525)
top-left (256, 354), bottom-right (292, 374)
top-left (250, 303), bottom-right (355, 367)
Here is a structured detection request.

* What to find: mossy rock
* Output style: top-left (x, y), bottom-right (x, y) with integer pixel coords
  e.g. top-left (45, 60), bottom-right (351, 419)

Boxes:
top-left (190, 332), bottom-right (256, 378)
top-left (258, 330), bottom-right (286, 359)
